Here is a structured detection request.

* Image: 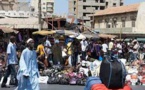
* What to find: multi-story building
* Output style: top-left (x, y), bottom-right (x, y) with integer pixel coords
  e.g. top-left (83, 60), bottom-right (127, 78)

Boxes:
top-left (92, 2), bottom-right (145, 37)
top-left (69, 0), bottom-right (124, 26)
top-left (15, 0), bottom-right (30, 11)
top-left (0, 0), bottom-right (16, 11)
top-left (31, 0), bottom-right (54, 14)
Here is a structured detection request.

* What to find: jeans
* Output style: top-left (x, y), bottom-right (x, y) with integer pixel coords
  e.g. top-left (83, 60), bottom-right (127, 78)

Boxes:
top-left (2, 64), bottom-right (17, 86)
top-left (82, 51), bottom-right (86, 60)
top-left (128, 52), bottom-right (137, 62)
top-left (72, 52), bottom-right (78, 67)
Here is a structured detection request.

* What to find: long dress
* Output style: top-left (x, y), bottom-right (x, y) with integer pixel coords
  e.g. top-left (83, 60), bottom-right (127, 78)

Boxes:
top-left (16, 48), bottom-right (40, 90)
top-left (52, 44), bottom-right (62, 65)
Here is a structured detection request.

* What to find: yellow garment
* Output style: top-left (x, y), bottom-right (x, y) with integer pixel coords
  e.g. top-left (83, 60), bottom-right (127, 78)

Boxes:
top-left (67, 42), bottom-right (72, 55)
top-left (36, 44), bottom-right (45, 55)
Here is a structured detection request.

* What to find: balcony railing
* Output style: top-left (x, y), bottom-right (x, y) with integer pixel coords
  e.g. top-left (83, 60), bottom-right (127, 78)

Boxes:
top-left (95, 27), bottom-right (134, 34)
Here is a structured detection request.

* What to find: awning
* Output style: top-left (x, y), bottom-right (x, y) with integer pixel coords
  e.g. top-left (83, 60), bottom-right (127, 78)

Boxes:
top-left (82, 30), bottom-right (99, 38)
top-left (55, 30), bottom-right (78, 36)
top-left (98, 33), bottom-right (117, 38)
top-left (0, 17), bottom-right (48, 29)
top-left (0, 27), bottom-right (18, 33)
top-left (32, 30), bottom-right (56, 35)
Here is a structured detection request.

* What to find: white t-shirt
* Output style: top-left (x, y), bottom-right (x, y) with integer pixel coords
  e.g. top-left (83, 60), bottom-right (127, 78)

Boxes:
top-left (44, 40), bottom-right (51, 47)
top-left (102, 43), bottom-right (108, 53)
top-left (80, 40), bottom-right (88, 51)
top-left (45, 48), bottom-right (52, 54)
top-left (117, 43), bottom-right (122, 53)
top-left (62, 51), bottom-right (67, 57)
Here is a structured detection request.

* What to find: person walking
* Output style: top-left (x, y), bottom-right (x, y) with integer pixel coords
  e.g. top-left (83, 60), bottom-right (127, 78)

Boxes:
top-left (16, 38), bottom-right (40, 90)
top-left (1, 36), bottom-right (18, 88)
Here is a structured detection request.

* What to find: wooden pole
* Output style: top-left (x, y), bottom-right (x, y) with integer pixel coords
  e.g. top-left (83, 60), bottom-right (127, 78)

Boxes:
top-left (38, 0), bottom-right (42, 31)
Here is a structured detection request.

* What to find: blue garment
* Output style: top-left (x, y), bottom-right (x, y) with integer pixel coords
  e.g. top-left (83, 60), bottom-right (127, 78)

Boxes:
top-left (17, 48), bottom-right (40, 90)
top-left (84, 77), bottom-right (102, 90)
top-left (7, 42), bottom-right (18, 65)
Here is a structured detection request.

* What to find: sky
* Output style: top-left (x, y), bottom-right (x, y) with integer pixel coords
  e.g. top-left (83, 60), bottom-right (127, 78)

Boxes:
top-left (28, 0), bottom-right (145, 14)
top-left (54, 0), bottom-right (145, 14)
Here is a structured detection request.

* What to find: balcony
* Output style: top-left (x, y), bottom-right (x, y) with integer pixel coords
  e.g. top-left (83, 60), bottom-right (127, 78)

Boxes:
top-left (82, 2), bottom-right (105, 6)
top-left (95, 27), bottom-right (134, 34)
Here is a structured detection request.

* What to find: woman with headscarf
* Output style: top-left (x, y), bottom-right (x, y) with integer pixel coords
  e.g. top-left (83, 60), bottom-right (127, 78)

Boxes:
top-left (51, 39), bottom-right (63, 65)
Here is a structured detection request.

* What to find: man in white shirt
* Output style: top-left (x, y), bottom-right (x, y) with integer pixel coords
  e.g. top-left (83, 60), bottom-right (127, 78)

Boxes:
top-left (80, 39), bottom-right (88, 60)
top-left (44, 39), bottom-right (51, 47)
top-left (102, 41), bottom-right (108, 54)
top-left (108, 39), bottom-right (114, 55)
top-left (117, 41), bottom-right (122, 58)
top-left (132, 41), bottom-right (140, 61)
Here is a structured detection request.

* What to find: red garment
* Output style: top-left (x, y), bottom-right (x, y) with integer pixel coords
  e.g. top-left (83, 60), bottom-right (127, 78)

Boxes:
top-left (91, 84), bottom-right (108, 90)
top-left (91, 84), bottom-right (132, 90)
top-left (110, 84), bottom-right (132, 90)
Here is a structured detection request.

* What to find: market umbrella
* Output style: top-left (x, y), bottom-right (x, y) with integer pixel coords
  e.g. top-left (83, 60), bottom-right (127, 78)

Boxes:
top-left (0, 27), bottom-right (18, 34)
top-left (82, 30), bottom-right (99, 38)
top-left (32, 30), bottom-right (56, 35)
top-left (55, 30), bottom-right (78, 36)
top-left (76, 34), bottom-right (86, 40)
top-left (98, 33), bottom-right (117, 39)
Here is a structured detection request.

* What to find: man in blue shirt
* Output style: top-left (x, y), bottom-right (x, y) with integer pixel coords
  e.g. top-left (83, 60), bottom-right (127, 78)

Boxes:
top-left (1, 36), bottom-right (18, 88)
top-left (16, 38), bottom-right (40, 90)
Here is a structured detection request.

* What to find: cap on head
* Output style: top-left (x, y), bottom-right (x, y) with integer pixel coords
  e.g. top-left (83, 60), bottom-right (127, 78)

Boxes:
top-left (26, 38), bottom-right (33, 44)
top-left (55, 39), bottom-right (59, 44)
top-left (111, 38), bottom-right (114, 41)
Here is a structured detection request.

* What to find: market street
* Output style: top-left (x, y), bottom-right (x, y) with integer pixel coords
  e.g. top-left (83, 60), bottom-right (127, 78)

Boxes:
top-left (0, 84), bottom-right (145, 90)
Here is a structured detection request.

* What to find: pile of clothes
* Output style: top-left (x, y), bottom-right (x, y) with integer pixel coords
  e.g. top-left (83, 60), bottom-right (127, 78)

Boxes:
top-left (125, 60), bottom-right (145, 86)
top-left (39, 59), bottom-right (102, 85)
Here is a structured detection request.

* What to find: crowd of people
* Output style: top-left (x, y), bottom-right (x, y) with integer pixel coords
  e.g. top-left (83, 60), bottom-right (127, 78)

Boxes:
top-left (0, 35), bottom-right (145, 89)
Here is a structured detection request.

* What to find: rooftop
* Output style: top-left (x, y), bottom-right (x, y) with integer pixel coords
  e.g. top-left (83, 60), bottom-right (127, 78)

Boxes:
top-left (93, 3), bottom-right (140, 16)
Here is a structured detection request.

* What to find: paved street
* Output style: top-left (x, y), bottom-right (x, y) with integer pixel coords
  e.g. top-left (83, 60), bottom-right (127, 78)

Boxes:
top-left (0, 84), bottom-right (145, 90)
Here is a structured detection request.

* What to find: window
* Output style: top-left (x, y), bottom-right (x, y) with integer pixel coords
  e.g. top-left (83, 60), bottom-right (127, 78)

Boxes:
top-left (122, 21), bottom-right (125, 27)
top-left (120, 2), bottom-right (123, 6)
top-left (83, 13), bottom-right (86, 16)
top-left (106, 23), bottom-right (110, 28)
top-left (121, 17), bottom-right (126, 27)
top-left (83, 6), bottom-right (86, 9)
top-left (100, 0), bottom-right (105, 3)
top-left (83, 0), bottom-right (86, 2)
top-left (132, 20), bottom-right (135, 27)
top-left (106, 2), bottom-right (108, 6)
top-left (112, 21), bottom-right (117, 28)
top-left (95, 0), bottom-right (99, 2)
top-left (113, 3), bottom-right (116, 7)
top-left (105, 18), bottom-right (110, 28)
top-left (74, 1), bottom-right (76, 5)
top-left (98, 20), bottom-right (102, 28)
top-left (43, 7), bottom-right (46, 9)
top-left (43, 3), bottom-right (45, 5)
top-left (112, 17), bottom-right (117, 28)
top-left (74, 8), bottom-right (76, 11)
top-left (95, 6), bottom-right (99, 10)
top-left (100, 6), bottom-right (105, 10)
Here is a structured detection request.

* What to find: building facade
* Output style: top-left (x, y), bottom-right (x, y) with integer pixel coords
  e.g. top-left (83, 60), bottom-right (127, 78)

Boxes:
top-left (0, 0), bottom-right (16, 11)
top-left (69, 0), bottom-right (123, 26)
top-left (93, 3), bottom-right (145, 36)
top-left (15, 0), bottom-right (30, 11)
top-left (31, 0), bottom-right (54, 13)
